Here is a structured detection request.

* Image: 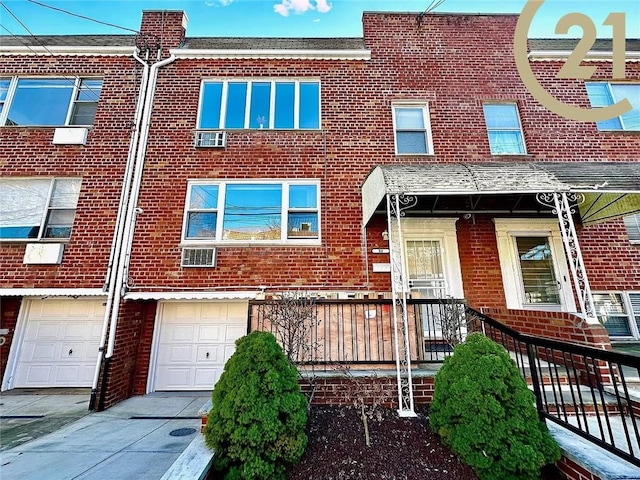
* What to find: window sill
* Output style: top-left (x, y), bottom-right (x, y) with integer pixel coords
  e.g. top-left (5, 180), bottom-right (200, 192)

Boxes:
top-left (395, 153), bottom-right (436, 157)
top-left (0, 238), bottom-right (70, 243)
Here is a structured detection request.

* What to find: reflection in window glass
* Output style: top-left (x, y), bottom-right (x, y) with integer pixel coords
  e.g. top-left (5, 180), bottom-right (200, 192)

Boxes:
top-left (274, 82), bottom-right (295, 129)
top-left (483, 104), bottom-right (526, 154)
top-left (289, 184), bottom-right (317, 208)
top-left (0, 178), bottom-right (81, 240)
top-left (516, 236), bottom-right (560, 305)
top-left (0, 78), bottom-right (10, 114)
top-left (223, 184), bottom-right (282, 240)
top-left (299, 82), bottom-right (320, 129)
top-left (394, 106), bottom-right (429, 154)
top-left (6, 79), bottom-right (74, 126)
top-left (586, 83), bottom-right (640, 131)
top-left (225, 82), bottom-right (247, 128)
top-left (249, 82), bottom-right (271, 128)
top-left (184, 182), bottom-right (319, 242)
top-left (594, 293), bottom-right (631, 336)
top-left (200, 82), bottom-right (223, 129)
top-left (71, 80), bottom-right (102, 126)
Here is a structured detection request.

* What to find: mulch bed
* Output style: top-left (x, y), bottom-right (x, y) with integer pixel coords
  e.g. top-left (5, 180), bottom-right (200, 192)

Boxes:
top-left (286, 405), bottom-right (564, 480)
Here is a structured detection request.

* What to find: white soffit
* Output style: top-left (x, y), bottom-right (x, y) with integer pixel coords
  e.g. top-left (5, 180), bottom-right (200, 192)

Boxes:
top-left (0, 46), bottom-right (135, 56)
top-left (171, 48), bottom-right (371, 60)
top-left (124, 291), bottom-right (258, 301)
top-left (0, 288), bottom-right (106, 297)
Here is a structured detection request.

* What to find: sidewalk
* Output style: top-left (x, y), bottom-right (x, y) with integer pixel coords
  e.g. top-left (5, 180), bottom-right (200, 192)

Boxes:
top-left (0, 392), bottom-right (210, 480)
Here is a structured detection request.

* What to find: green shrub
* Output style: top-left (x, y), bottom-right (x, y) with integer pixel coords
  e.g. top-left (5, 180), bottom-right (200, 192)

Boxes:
top-left (204, 331), bottom-right (308, 480)
top-left (429, 332), bottom-right (561, 480)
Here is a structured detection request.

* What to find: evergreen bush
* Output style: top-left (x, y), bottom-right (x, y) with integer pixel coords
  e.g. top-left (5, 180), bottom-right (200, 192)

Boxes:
top-left (204, 331), bottom-right (308, 480)
top-left (429, 332), bottom-right (561, 480)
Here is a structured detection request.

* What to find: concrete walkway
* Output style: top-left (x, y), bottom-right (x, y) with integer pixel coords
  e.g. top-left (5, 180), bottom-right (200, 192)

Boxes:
top-left (0, 392), bottom-right (210, 480)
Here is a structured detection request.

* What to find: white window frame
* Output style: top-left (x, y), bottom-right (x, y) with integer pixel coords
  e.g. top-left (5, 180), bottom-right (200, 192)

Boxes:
top-left (624, 214), bottom-right (640, 244)
top-left (391, 103), bottom-right (434, 155)
top-left (593, 291), bottom-right (640, 340)
top-left (0, 76), bottom-right (102, 127)
top-left (482, 102), bottom-right (527, 155)
top-left (494, 219), bottom-right (575, 312)
top-left (0, 177), bottom-right (82, 242)
top-left (181, 179), bottom-right (321, 246)
top-left (586, 82), bottom-right (640, 131)
top-left (196, 78), bottom-right (321, 130)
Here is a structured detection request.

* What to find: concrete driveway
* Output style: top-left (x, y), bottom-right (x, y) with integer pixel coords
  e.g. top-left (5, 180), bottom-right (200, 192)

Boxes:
top-left (0, 390), bottom-right (211, 480)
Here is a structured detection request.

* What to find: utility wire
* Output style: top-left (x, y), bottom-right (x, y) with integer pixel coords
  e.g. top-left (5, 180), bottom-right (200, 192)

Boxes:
top-left (27, 0), bottom-right (139, 34)
top-left (0, 2), bottom-right (108, 111)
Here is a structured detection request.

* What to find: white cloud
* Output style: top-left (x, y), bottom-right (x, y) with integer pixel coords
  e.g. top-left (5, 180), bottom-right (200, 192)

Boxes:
top-left (205, 0), bottom-right (235, 7)
top-left (273, 0), bottom-right (332, 17)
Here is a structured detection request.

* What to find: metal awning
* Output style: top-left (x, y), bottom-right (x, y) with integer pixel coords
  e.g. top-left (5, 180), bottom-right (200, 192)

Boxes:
top-left (362, 162), bottom-right (640, 226)
top-left (124, 291), bottom-right (257, 301)
top-left (0, 288), bottom-right (107, 297)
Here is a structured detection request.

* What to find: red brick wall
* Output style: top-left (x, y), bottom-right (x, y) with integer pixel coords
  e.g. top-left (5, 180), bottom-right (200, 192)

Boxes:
top-left (0, 297), bottom-right (21, 380)
top-left (132, 301), bottom-right (158, 395)
top-left (97, 300), bottom-right (145, 409)
top-left (126, 12), bottom-right (640, 300)
top-left (481, 308), bottom-right (611, 349)
top-left (0, 55), bottom-right (140, 290)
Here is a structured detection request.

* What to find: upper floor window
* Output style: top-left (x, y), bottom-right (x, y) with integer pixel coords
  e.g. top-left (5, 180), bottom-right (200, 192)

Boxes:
top-left (0, 178), bottom-right (82, 240)
top-left (198, 80), bottom-right (320, 130)
top-left (586, 83), bottom-right (640, 131)
top-left (625, 213), bottom-right (640, 244)
top-left (392, 104), bottom-right (433, 155)
top-left (183, 180), bottom-right (320, 244)
top-left (1, 77), bottom-right (102, 127)
top-left (483, 103), bottom-right (526, 154)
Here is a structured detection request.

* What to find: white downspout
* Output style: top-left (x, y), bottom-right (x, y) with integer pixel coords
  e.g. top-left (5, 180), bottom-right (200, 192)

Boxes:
top-left (89, 50), bottom-right (150, 410)
top-left (105, 54), bottom-right (176, 361)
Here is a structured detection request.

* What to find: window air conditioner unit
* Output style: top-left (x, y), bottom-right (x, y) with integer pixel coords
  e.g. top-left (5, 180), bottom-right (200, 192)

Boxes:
top-left (195, 130), bottom-right (227, 148)
top-left (181, 248), bottom-right (217, 267)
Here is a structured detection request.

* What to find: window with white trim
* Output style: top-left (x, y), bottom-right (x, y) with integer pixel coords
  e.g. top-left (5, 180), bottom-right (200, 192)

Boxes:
top-left (494, 219), bottom-right (575, 312)
top-left (183, 180), bottom-right (320, 244)
top-left (483, 103), bottom-right (526, 154)
top-left (594, 292), bottom-right (640, 339)
top-left (586, 83), bottom-right (640, 131)
top-left (624, 213), bottom-right (640, 243)
top-left (392, 104), bottom-right (433, 155)
top-left (198, 79), bottom-right (320, 130)
top-left (1, 77), bottom-right (102, 126)
top-left (0, 178), bottom-right (82, 240)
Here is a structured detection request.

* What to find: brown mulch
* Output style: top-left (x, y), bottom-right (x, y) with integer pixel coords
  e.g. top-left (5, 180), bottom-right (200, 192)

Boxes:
top-left (286, 405), bottom-right (564, 480)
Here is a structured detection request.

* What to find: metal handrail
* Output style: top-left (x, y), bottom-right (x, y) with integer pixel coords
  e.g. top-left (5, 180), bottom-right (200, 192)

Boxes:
top-left (467, 307), bottom-right (640, 468)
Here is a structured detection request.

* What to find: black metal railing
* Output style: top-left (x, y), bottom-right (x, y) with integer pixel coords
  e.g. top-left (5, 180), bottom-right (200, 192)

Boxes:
top-left (249, 298), bottom-right (467, 365)
top-left (468, 307), bottom-right (640, 468)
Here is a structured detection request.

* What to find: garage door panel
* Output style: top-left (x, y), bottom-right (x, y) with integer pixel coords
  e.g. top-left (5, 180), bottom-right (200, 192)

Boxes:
top-left (194, 368), bottom-right (219, 389)
top-left (13, 299), bottom-right (104, 388)
top-left (154, 301), bottom-right (248, 391)
top-left (226, 325), bottom-right (246, 341)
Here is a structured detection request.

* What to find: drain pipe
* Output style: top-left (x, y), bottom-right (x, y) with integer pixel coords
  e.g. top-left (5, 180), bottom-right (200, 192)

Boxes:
top-left (97, 53), bottom-right (177, 410)
top-left (89, 50), bottom-right (151, 411)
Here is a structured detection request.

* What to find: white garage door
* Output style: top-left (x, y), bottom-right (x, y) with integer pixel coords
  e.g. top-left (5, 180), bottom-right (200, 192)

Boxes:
top-left (153, 301), bottom-right (248, 391)
top-left (13, 299), bottom-right (104, 388)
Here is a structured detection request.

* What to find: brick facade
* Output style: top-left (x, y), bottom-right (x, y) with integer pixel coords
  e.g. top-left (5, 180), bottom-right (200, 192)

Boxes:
top-left (1, 10), bottom-right (639, 408)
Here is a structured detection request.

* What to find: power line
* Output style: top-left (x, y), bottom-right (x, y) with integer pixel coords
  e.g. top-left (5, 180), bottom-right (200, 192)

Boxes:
top-left (27, 0), bottom-right (139, 34)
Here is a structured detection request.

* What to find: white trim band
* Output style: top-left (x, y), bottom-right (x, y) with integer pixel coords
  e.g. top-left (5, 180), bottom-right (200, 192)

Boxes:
top-left (124, 291), bottom-right (258, 301)
top-left (0, 288), bottom-right (107, 297)
top-left (171, 48), bottom-right (371, 60)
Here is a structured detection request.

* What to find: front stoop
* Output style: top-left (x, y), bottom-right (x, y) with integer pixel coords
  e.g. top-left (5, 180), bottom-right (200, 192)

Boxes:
top-left (548, 424), bottom-right (640, 480)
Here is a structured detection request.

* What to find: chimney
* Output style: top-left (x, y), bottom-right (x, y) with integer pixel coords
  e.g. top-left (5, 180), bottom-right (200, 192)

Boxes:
top-left (138, 10), bottom-right (188, 59)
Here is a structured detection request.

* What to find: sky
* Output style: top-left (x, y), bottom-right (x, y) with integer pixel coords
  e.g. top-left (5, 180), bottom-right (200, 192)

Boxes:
top-left (0, 0), bottom-right (638, 39)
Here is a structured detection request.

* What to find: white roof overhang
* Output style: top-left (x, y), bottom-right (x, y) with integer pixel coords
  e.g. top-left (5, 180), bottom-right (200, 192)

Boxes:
top-left (0, 288), bottom-right (106, 297)
top-left (124, 291), bottom-right (257, 301)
